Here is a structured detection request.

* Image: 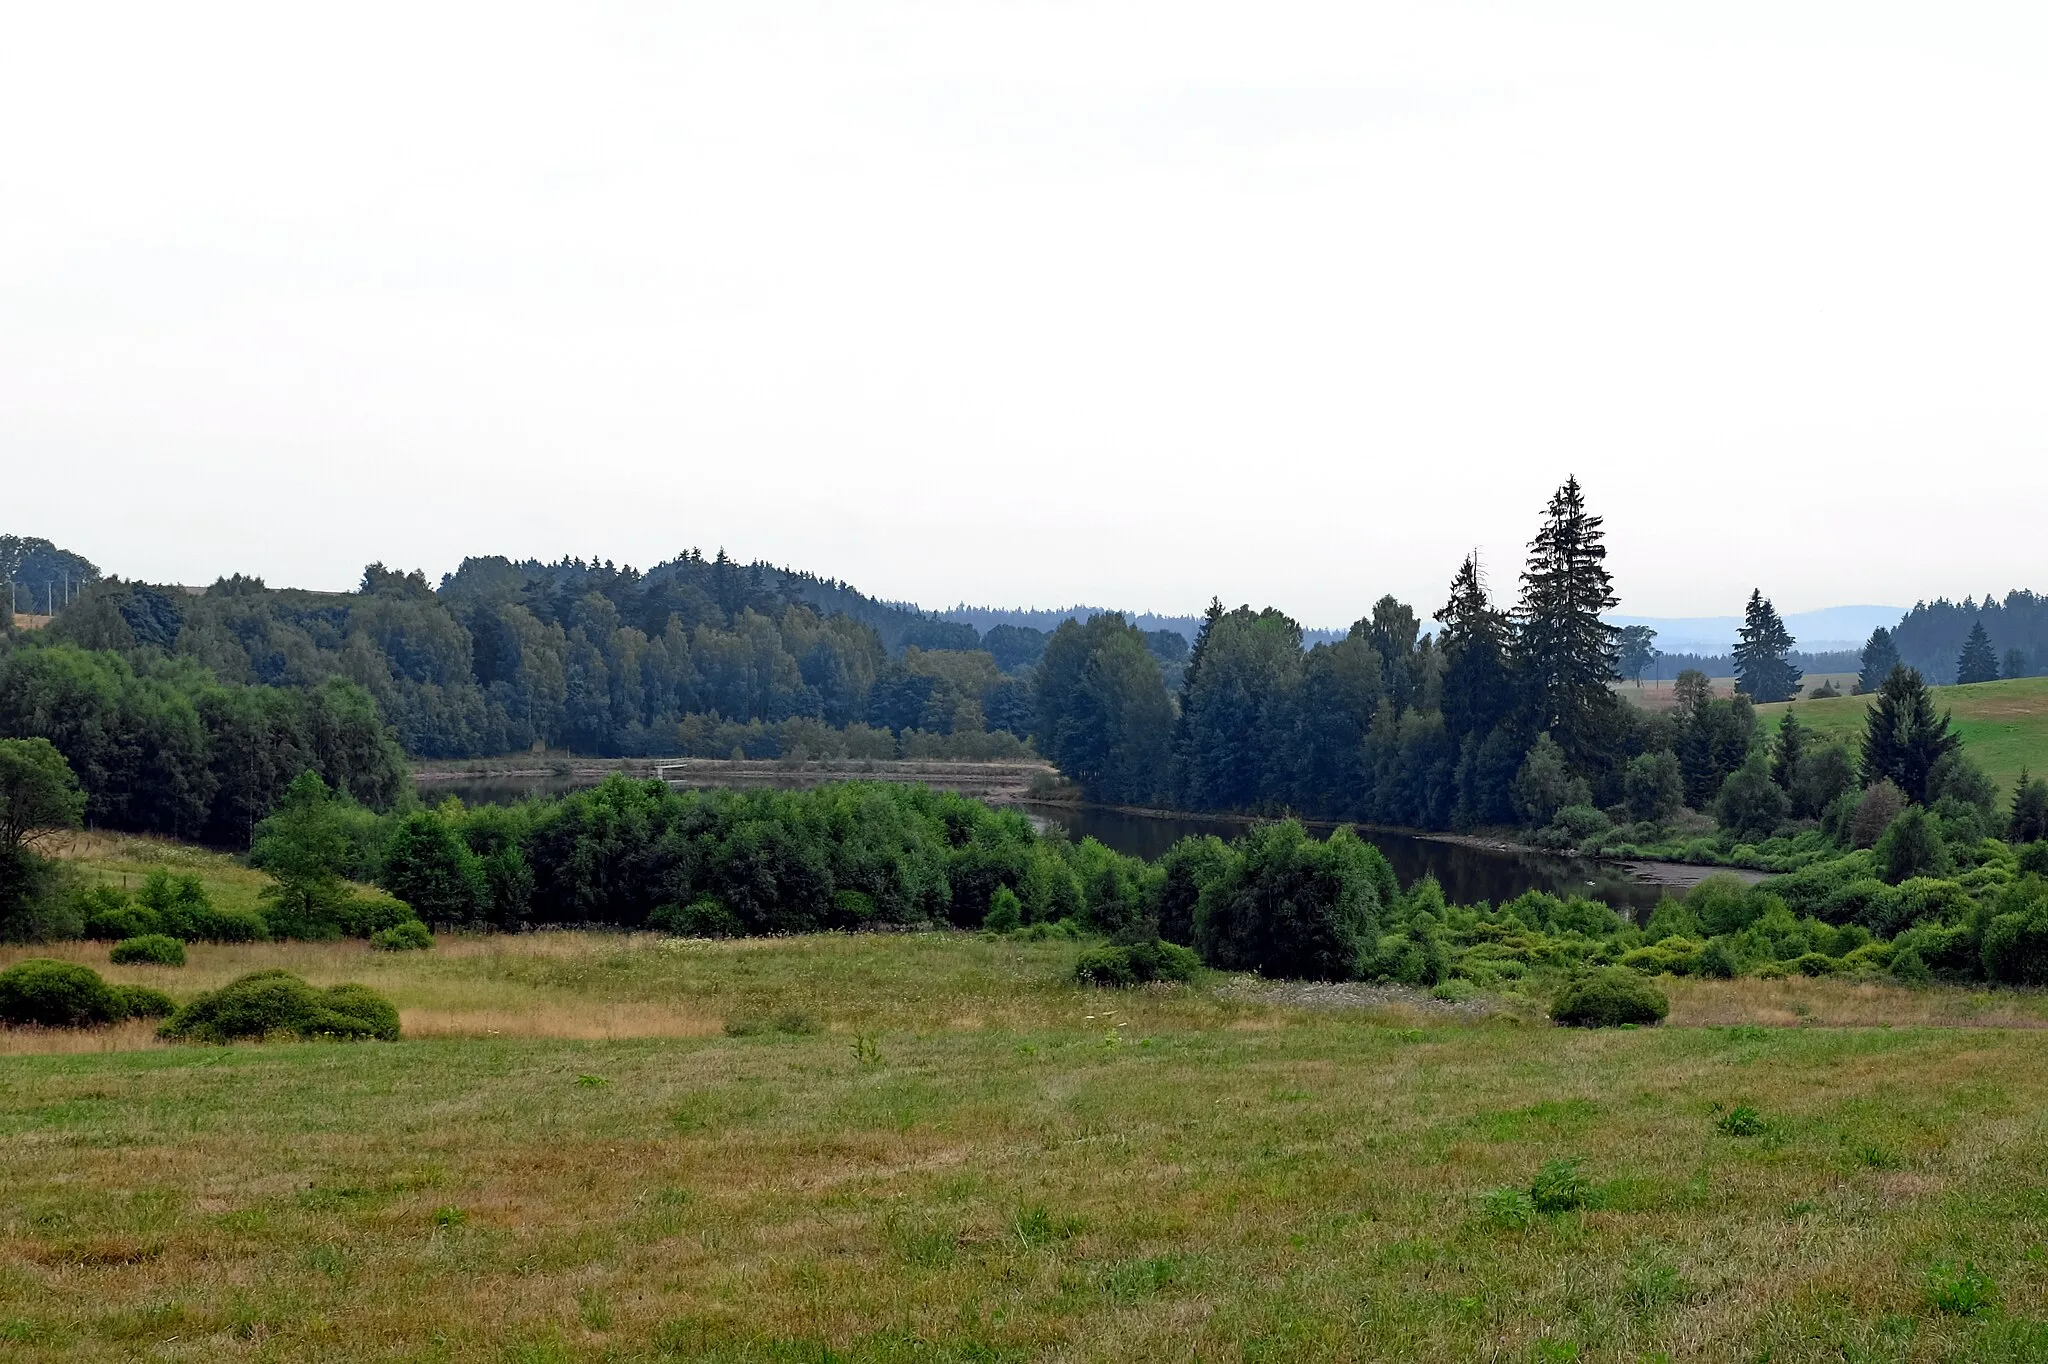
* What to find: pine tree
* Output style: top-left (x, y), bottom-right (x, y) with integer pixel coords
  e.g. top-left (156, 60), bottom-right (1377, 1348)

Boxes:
top-left (1512, 477), bottom-right (1620, 762)
top-left (1856, 627), bottom-right (1899, 695)
top-left (2011, 768), bottom-right (2048, 844)
top-left (1171, 597), bottom-right (1226, 800)
top-left (1438, 552), bottom-right (1510, 742)
top-left (1733, 590), bottom-right (1802, 703)
top-left (1771, 707), bottom-right (1806, 791)
top-left (1860, 664), bottom-right (1961, 804)
top-left (1956, 621), bottom-right (2000, 684)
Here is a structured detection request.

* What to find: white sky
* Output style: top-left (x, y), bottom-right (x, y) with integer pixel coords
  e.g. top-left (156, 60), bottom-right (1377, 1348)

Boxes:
top-left (4, 2), bottom-right (2044, 627)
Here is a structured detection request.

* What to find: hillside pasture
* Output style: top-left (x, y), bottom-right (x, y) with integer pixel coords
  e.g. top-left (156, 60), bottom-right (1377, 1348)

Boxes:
top-left (5, 932), bottom-right (2048, 1361)
top-left (1758, 675), bottom-right (2048, 797)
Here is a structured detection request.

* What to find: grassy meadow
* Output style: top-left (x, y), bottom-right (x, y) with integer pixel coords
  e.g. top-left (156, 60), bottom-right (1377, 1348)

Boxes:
top-left (1757, 675), bottom-right (2048, 797)
top-left (7, 923), bottom-right (2048, 1361)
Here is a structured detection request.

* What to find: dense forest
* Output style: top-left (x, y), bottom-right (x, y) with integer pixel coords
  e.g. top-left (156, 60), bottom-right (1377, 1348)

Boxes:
top-left (1884, 591), bottom-right (2047, 683)
top-left (22, 553), bottom-right (1165, 762)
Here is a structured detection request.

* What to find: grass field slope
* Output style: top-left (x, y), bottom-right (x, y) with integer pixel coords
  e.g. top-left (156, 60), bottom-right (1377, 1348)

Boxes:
top-left (6, 922), bottom-right (2048, 1359)
top-left (1758, 675), bottom-right (2048, 798)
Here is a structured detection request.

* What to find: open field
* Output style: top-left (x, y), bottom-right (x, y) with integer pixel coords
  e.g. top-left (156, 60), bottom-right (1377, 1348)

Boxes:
top-left (7, 932), bottom-right (2048, 1361)
top-left (1758, 675), bottom-right (2048, 797)
top-left (1619, 674), bottom-right (1857, 712)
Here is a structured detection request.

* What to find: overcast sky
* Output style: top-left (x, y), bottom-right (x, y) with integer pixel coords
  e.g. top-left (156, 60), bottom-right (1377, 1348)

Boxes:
top-left (5, 2), bottom-right (2044, 627)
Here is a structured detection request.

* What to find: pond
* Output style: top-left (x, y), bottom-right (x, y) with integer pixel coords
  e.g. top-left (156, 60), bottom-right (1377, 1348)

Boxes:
top-left (1026, 804), bottom-right (1669, 914)
top-left (421, 769), bottom-right (1674, 914)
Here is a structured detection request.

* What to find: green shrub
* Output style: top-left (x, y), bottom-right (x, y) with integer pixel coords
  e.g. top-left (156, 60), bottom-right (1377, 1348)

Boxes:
top-left (650, 898), bottom-right (743, 938)
top-left (984, 887), bottom-right (1023, 935)
top-left (1876, 807), bottom-right (1952, 884)
top-left (1889, 944), bottom-right (1931, 983)
top-left (1075, 939), bottom-right (1201, 987)
top-left (1193, 822), bottom-right (1387, 981)
top-left (1620, 937), bottom-right (1702, 977)
top-left (109, 934), bottom-right (186, 966)
top-left (1791, 952), bottom-right (1839, 977)
top-left (2017, 842), bottom-right (2048, 877)
top-left (1687, 875), bottom-right (1765, 935)
top-left (1480, 1186), bottom-right (1537, 1230)
top-left (1927, 1262), bottom-right (1998, 1317)
top-left (1716, 1105), bottom-right (1767, 1136)
top-left (157, 970), bottom-right (401, 1044)
top-left (1696, 938), bottom-right (1739, 979)
top-left (1550, 968), bottom-right (1668, 1028)
top-left (80, 889), bottom-right (159, 941)
top-left (1981, 881), bottom-right (2048, 985)
top-left (0, 958), bottom-right (121, 1027)
top-left (110, 984), bottom-right (177, 1020)
top-left (369, 920), bottom-right (434, 952)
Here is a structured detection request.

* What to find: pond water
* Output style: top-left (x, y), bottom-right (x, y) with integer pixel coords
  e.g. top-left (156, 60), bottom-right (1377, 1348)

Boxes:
top-left (422, 770), bottom-right (1672, 914)
top-left (1026, 805), bottom-right (1668, 913)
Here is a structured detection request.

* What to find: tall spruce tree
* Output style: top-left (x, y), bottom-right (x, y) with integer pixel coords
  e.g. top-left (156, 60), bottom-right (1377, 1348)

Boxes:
top-left (1733, 590), bottom-right (1802, 703)
top-left (1171, 597), bottom-right (1225, 801)
top-left (1956, 621), bottom-right (2000, 684)
top-left (1771, 707), bottom-right (1806, 791)
top-left (1512, 476), bottom-right (1620, 765)
top-left (1860, 664), bottom-right (1960, 804)
top-left (1437, 552), bottom-right (1511, 742)
top-left (1857, 627), bottom-right (1899, 694)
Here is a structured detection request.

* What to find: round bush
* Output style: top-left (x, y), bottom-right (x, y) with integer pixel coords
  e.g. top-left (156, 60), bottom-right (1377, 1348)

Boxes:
top-left (111, 984), bottom-right (178, 1020)
top-left (157, 970), bottom-right (401, 1044)
top-left (0, 959), bottom-right (121, 1028)
top-left (83, 902), bottom-right (160, 942)
top-left (1550, 967), bottom-right (1669, 1028)
top-left (110, 934), bottom-right (187, 967)
top-left (369, 920), bottom-right (434, 952)
top-left (1074, 939), bottom-right (1201, 987)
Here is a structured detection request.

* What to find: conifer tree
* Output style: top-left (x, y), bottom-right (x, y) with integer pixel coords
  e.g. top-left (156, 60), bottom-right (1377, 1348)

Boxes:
top-left (1956, 621), bottom-right (2000, 684)
top-left (1732, 589), bottom-right (1801, 703)
top-left (1512, 477), bottom-right (1620, 763)
top-left (1438, 552), bottom-right (1510, 742)
top-left (1171, 597), bottom-right (1226, 799)
top-left (2011, 768), bottom-right (2048, 844)
top-left (1856, 627), bottom-right (1899, 694)
top-left (1771, 707), bottom-right (1806, 791)
top-left (1860, 664), bottom-right (1961, 804)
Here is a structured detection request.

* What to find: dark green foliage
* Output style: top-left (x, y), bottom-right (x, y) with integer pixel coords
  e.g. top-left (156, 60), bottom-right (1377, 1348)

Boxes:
top-left (1676, 690), bottom-right (1757, 809)
top-left (0, 845), bottom-right (75, 943)
top-left (1165, 805), bottom-right (1257, 913)
top-left (109, 934), bottom-right (185, 966)
top-left (2008, 770), bottom-right (2048, 844)
top-left (0, 736), bottom-right (85, 854)
top-left (1714, 758), bottom-right (1788, 843)
top-left (1857, 628), bottom-right (1900, 695)
top-left (1770, 709), bottom-right (1805, 791)
top-left (650, 898), bottom-right (743, 937)
top-left (1876, 807), bottom-right (1951, 884)
top-left (110, 984), bottom-right (177, 1020)
top-left (1788, 744), bottom-right (1856, 821)
top-left (1549, 967), bottom-right (1668, 1027)
top-left (157, 969), bottom-right (400, 1043)
top-left (136, 870), bottom-right (264, 942)
top-left (1194, 823), bottom-right (1387, 980)
top-left (1733, 590), bottom-right (1802, 703)
top-left (369, 920), bottom-right (434, 952)
top-left (1512, 477), bottom-right (1622, 770)
top-left (0, 958), bottom-right (120, 1027)
top-left (250, 773), bottom-right (408, 939)
top-left (1955, 622), bottom-right (2000, 685)
top-left (0, 643), bottom-right (405, 844)
top-left (378, 809), bottom-right (486, 926)
top-left (1696, 938), bottom-right (1739, 978)
top-left (1860, 665), bottom-right (1960, 804)
top-left (1716, 1105), bottom-right (1767, 1137)
top-left (81, 888), bottom-right (156, 941)
top-left (1512, 734), bottom-right (1589, 827)
top-left (1034, 613), bottom-right (1174, 807)
top-left (1074, 939), bottom-right (1201, 987)
top-left (1981, 879), bottom-right (2048, 985)
top-left (1623, 750), bottom-right (1683, 824)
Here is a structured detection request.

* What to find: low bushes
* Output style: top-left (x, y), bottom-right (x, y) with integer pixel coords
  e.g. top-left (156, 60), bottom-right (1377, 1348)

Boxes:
top-left (157, 970), bottom-right (401, 1044)
top-left (0, 959), bottom-right (174, 1028)
top-left (1550, 968), bottom-right (1668, 1028)
top-left (110, 934), bottom-right (186, 966)
top-left (1074, 939), bottom-right (1201, 987)
top-left (369, 920), bottom-right (434, 952)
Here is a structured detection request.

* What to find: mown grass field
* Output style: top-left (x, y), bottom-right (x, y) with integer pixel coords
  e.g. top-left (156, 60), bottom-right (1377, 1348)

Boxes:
top-left (7, 927), bottom-right (2048, 1362)
top-left (1758, 675), bottom-right (2048, 797)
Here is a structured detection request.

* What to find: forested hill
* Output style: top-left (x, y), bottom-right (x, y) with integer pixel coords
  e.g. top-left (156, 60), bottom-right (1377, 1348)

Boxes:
top-left (1890, 591), bottom-right (2048, 683)
top-left (12, 547), bottom-right (1185, 764)
top-left (942, 604), bottom-right (1346, 648)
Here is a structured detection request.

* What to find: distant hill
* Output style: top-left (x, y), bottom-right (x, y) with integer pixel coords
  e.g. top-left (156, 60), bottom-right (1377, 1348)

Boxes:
top-left (1608, 605), bottom-right (1907, 658)
top-left (940, 604), bottom-right (1345, 648)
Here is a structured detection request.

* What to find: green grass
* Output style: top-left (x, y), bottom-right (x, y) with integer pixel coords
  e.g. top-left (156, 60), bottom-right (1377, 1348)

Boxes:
top-left (6, 933), bottom-right (2048, 1360)
top-left (1758, 675), bottom-right (2048, 797)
